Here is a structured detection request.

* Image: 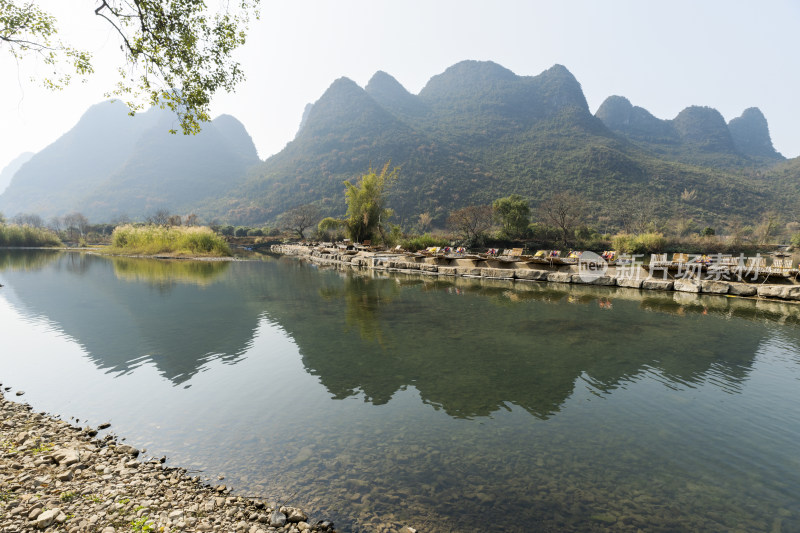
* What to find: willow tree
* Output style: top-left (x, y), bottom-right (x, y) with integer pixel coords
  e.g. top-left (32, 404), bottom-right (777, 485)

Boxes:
top-left (0, 0), bottom-right (260, 134)
top-left (343, 163), bottom-right (398, 244)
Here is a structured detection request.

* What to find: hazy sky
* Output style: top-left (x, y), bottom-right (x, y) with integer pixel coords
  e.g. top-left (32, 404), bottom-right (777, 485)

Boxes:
top-left (1, 0), bottom-right (799, 176)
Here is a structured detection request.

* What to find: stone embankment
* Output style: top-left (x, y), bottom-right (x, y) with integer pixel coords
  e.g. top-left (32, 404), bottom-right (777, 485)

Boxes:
top-left (0, 392), bottom-right (336, 533)
top-left (271, 244), bottom-right (800, 303)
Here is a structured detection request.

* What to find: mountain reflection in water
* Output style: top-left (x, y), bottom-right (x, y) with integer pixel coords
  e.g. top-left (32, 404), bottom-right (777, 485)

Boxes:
top-left (0, 250), bottom-right (775, 417)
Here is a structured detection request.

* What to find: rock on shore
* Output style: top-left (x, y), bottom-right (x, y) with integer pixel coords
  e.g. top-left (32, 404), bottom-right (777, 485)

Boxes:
top-left (0, 392), bottom-right (335, 533)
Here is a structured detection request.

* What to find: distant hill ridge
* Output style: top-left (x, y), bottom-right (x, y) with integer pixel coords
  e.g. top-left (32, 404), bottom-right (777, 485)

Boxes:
top-left (1, 60), bottom-right (796, 229)
top-left (217, 60), bottom-right (792, 227)
top-left (0, 101), bottom-right (259, 221)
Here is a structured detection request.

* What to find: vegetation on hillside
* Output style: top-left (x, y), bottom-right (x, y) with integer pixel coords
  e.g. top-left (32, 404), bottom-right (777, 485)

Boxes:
top-left (213, 61), bottom-right (796, 232)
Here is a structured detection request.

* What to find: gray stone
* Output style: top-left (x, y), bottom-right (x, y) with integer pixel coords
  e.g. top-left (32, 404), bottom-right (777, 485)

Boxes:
top-left (287, 508), bottom-right (308, 523)
top-left (481, 267), bottom-right (514, 279)
top-left (728, 283), bottom-right (757, 297)
top-left (514, 269), bottom-right (548, 281)
top-left (700, 280), bottom-right (730, 294)
top-left (52, 448), bottom-right (80, 466)
top-left (674, 279), bottom-right (701, 293)
top-left (571, 274), bottom-right (616, 286)
top-left (616, 277), bottom-right (643, 289)
top-left (269, 510), bottom-right (287, 528)
top-left (642, 279), bottom-right (674, 291)
top-left (35, 508), bottom-right (61, 529)
top-left (781, 286), bottom-right (800, 301)
top-left (456, 267), bottom-right (482, 277)
top-left (546, 272), bottom-right (572, 284)
top-left (758, 285), bottom-right (785, 299)
top-left (437, 266), bottom-right (457, 276)
top-left (116, 444), bottom-right (139, 457)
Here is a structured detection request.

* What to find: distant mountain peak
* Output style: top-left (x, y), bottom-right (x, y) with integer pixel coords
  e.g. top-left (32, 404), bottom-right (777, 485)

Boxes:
top-left (366, 70), bottom-right (425, 118)
top-left (366, 70), bottom-right (405, 91)
top-left (672, 106), bottom-right (737, 153)
top-left (419, 60), bottom-right (517, 100)
top-left (728, 107), bottom-right (782, 160)
top-left (595, 95), bottom-right (677, 142)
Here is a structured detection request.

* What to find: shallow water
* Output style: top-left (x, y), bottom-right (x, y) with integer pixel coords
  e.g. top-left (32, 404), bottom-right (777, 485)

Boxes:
top-left (1, 250), bottom-right (799, 532)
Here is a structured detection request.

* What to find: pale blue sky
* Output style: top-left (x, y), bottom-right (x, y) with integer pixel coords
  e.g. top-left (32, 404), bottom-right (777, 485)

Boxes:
top-left (1, 0), bottom-right (798, 177)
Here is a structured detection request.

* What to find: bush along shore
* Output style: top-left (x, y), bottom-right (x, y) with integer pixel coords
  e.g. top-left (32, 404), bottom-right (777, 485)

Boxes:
top-left (0, 391), bottom-right (336, 533)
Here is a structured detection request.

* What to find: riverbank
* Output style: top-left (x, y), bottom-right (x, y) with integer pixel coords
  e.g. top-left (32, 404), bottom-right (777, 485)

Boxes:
top-left (271, 244), bottom-right (800, 304)
top-left (0, 391), bottom-right (336, 533)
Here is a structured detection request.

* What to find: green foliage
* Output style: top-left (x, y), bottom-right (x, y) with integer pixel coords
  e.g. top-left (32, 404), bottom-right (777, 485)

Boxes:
top-left (234, 226), bottom-right (249, 237)
top-left (317, 217), bottom-right (345, 241)
top-left (2, 0), bottom-right (260, 134)
top-left (700, 227), bottom-right (716, 237)
top-left (343, 163), bottom-right (398, 243)
top-left (247, 228), bottom-right (263, 236)
top-left (493, 194), bottom-right (531, 238)
top-left (0, 224), bottom-right (62, 247)
top-left (130, 515), bottom-right (154, 532)
top-left (401, 234), bottom-right (450, 252)
top-left (110, 224), bottom-right (231, 256)
top-left (0, 0), bottom-right (93, 89)
top-left (60, 491), bottom-right (76, 502)
top-left (791, 233), bottom-right (800, 248)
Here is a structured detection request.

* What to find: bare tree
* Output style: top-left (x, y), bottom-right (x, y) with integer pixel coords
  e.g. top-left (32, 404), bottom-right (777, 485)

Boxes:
top-left (615, 195), bottom-right (658, 235)
top-left (755, 211), bottom-right (781, 245)
top-left (447, 205), bottom-right (493, 245)
top-left (63, 212), bottom-right (89, 240)
top-left (12, 213), bottom-right (44, 227)
top-left (279, 204), bottom-right (322, 240)
top-left (184, 213), bottom-right (199, 226)
top-left (147, 208), bottom-right (171, 226)
top-left (48, 216), bottom-right (62, 233)
top-left (539, 192), bottom-right (586, 247)
top-left (167, 215), bottom-right (183, 226)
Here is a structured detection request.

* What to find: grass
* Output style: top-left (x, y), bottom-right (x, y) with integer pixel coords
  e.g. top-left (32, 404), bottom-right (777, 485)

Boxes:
top-left (401, 233), bottom-right (450, 252)
top-left (130, 515), bottom-right (154, 532)
top-left (108, 225), bottom-right (231, 257)
top-left (0, 224), bottom-right (62, 247)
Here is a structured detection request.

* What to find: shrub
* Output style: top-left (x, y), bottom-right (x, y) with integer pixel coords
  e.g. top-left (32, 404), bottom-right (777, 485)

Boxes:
top-left (611, 232), bottom-right (666, 254)
top-left (110, 225), bottom-right (231, 256)
top-left (234, 226), bottom-right (249, 237)
top-left (247, 228), bottom-right (263, 236)
top-left (0, 224), bottom-right (62, 247)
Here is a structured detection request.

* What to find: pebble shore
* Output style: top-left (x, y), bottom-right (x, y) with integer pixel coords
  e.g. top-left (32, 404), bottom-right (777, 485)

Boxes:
top-left (0, 391), bottom-right (337, 533)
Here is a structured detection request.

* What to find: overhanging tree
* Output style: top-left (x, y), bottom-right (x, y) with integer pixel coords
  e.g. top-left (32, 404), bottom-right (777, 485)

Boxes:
top-left (0, 0), bottom-right (260, 134)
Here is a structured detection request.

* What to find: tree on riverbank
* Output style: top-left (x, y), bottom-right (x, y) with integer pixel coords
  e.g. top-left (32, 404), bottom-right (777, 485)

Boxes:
top-left (279, 204), bottom-right (321, 240)
top-left (540, 192), bottom-right (586, 247)
top-left (343, 163), bottom-right (398, 244)
top-left (493, 194), bottom-right (530, 239)
top-left (448, 205), bottom-right (493, 246)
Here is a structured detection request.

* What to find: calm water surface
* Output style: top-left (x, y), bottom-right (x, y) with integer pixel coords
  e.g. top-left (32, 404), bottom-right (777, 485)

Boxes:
top-left (1, 250), bottom-right (799, 532)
